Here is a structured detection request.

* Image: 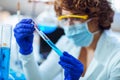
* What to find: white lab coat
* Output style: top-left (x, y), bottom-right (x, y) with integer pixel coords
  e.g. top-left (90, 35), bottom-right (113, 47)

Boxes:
top-left (20, 30), bottom-right (120, 80)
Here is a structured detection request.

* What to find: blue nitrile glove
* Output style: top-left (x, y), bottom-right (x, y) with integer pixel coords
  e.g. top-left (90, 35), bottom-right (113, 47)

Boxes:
top-left (14, 19), bottom-right (35, 55)
top-left (59, 51), bottom-right (84, 80)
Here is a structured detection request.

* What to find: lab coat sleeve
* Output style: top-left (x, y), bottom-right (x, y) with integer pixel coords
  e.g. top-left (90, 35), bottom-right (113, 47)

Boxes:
top-left (20, 48), bottom-right (61, 80)
top-left (20, 53), bottom-right (42, 80)
top-left (20, 47), bottom-right (61, 80)
top-left (20, 35), bottom-right (73, 80)
top-left (109, 51), bottom-right (120, 80)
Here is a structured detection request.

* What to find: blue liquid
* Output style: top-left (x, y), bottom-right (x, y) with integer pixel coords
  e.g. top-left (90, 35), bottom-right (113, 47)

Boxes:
top-left (35, 27), bottom-right (63, 56)
top-left (38, 24), bottom-right (57, 34)
top-left (46, 40), bottom-right (63, 56)
top-left (9, 69), bottom-right (26, 80)
top-left (0, 47), bottom-right (10, 80)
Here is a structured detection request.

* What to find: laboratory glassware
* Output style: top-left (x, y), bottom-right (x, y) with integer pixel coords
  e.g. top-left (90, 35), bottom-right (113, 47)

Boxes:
top-left (0, 24), bottom-right (12, 80)
top-left (34, 23), bottom-right (63, 56)
top-left (35, 5), bottom-right (58, 34)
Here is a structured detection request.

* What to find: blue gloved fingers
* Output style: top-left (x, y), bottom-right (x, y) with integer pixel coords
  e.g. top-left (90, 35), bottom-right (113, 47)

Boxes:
top-left (19, 19), bottom-right (33, 23)
top-left (63, 51), bottom-right (72, 57)
top-left (64, 51), bottom-right (83, 66)
top-left (14, 23), bottom-right (35, 37)
top-left (15, 23), bottom-right (34, 30)
top-left (14, 27), bottom-right (34, 39)
top-left (14, 28), bottom-right (34, 34)
top-left (18, 23), bottom-right (34, 29)
top-left (14, 33), bottom-right (33, 39)
top-left (59, 61), bottom-right (83, 72)
top-left (60, 56), bottom-right (76, 66)
top-left (59, 61), bottom-right (74, 69)
top-left (63, 51), bottom-right (79, 61)
top-left (60, 51), bottom-right (82, 66)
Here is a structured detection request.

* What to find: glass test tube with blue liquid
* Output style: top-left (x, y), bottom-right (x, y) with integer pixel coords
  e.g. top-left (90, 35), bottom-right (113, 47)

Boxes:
top-left (0, 24), bottom-right (12, 80)
top-left (34, 23), bottom-right (63, 56)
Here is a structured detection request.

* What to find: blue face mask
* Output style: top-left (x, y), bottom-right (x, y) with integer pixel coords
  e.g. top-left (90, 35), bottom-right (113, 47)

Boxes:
top-left (63, 22), bottom-right (98, 47)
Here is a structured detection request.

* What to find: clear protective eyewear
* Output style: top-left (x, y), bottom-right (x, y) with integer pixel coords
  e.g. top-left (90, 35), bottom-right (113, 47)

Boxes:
top-left (57, 15), bottom-right (88, 27)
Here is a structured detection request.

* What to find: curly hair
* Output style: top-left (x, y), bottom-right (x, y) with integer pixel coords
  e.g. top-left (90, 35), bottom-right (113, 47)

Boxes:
top-left (54, 0), bottom-right (114, 30)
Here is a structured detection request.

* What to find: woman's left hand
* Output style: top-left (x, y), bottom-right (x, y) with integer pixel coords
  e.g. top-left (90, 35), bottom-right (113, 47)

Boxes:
top-left (59, 51), bottom-right (84, 80)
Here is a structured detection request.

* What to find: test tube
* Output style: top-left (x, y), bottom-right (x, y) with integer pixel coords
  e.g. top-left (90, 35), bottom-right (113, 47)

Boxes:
top-left (0, 24), bottom-right (12, 80)
top-left (34, 26), bottom-right (63, 56)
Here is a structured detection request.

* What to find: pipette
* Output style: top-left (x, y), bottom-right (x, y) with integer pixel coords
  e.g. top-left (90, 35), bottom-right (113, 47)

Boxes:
top-left (34, 23), bottom-right (63, 56)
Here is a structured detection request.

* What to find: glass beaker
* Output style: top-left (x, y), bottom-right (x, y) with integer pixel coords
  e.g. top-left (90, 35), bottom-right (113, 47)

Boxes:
top-left (35, 5), bottom-right (58, 34)
top-left (0, 24), bottom-right (12, 80)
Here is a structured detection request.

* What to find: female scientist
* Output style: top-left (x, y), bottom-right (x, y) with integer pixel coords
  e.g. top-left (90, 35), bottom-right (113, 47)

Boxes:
top-left (14, 0), bottom-right (120, 80)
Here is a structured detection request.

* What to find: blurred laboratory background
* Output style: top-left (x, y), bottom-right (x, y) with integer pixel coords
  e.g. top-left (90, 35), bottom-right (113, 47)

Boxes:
top-left (0, 0), bottom-right (64, 79)
top-left (0, 0), bottom-right (120, 79)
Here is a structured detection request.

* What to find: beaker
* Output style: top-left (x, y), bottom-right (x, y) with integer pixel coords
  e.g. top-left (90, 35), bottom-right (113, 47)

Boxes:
top-left (35, 5), bottom-right (58, 34)
top-left (0, 24), bottom-right (12, 80)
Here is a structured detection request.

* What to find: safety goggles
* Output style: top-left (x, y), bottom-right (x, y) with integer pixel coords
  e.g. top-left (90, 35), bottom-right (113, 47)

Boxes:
top-left (57, 14), bottom-right (88, 27)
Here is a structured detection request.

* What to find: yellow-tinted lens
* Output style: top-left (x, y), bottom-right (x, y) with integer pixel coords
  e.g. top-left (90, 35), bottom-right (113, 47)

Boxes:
top-left (58, 15), bottom-right (88, 21)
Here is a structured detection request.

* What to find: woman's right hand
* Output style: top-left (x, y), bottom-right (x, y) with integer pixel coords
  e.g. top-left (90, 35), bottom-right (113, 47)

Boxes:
top-left (14, 19), bottom-right (35, 55)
